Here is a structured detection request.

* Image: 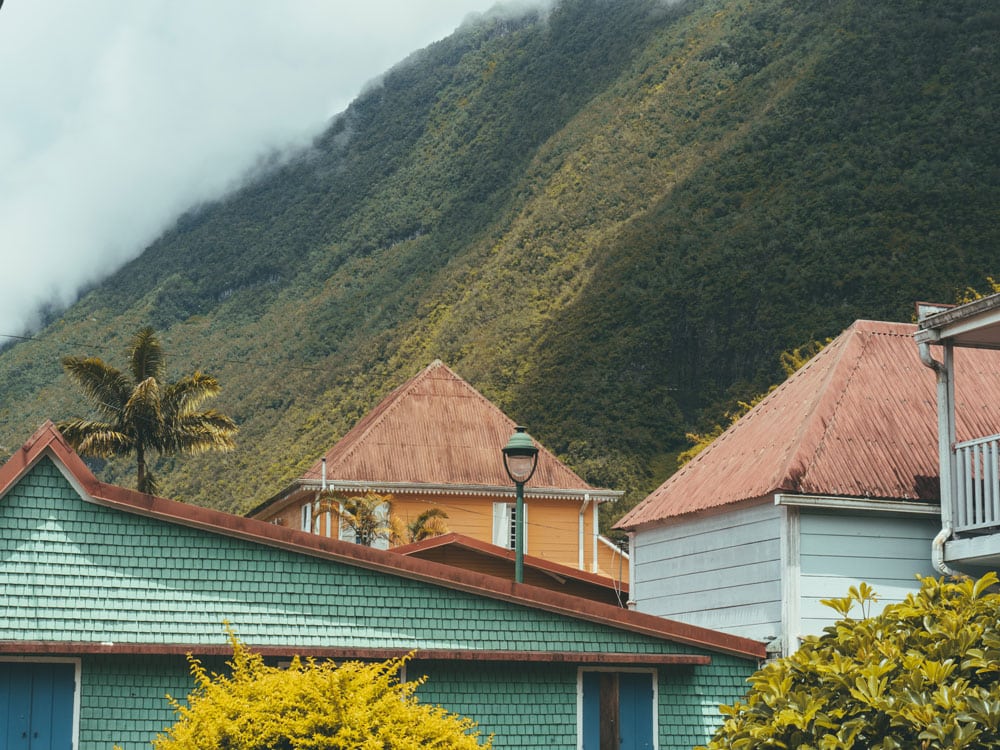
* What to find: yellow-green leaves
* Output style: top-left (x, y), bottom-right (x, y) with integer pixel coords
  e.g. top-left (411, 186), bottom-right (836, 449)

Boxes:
top-left (155, 628), bottom-right (490, 750)
top-left (698, 574), bottom-right (1000, 750)
top-left (821, 581), bottom-right (879, 619)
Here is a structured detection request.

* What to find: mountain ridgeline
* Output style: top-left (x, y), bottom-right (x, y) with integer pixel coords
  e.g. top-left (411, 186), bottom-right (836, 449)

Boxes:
top-left (1, 0), bottom-right (996, 526)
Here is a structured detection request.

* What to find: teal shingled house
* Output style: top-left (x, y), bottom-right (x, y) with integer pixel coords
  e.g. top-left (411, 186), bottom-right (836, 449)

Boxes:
top-left (0, 422), bottom-right (763, 750)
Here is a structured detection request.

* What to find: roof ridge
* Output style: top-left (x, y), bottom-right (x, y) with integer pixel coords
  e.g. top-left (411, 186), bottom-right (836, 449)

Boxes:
top-left (315, 361), bottom-right (594, 490)
top-left (392, 531), bottom-right (627, 591)
top-left (446, 371), bottom-right (596, 489)
top-left (0, 421), bottom-right (103, 500)
top-left (324, 361), bottom-right (448, 471)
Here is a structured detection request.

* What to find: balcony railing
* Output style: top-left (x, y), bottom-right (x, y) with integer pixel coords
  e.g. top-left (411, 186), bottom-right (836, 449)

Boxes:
top-left (953, 434), bottom-right (1000, 534)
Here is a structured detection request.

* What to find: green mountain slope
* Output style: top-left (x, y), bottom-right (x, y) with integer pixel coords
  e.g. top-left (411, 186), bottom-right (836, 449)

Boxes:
top-left (1, 0), bottom-right (997, 525)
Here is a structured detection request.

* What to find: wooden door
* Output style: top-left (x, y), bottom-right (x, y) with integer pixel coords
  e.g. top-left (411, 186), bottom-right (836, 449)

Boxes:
top-left (0, 662), bottom-right (75, 750)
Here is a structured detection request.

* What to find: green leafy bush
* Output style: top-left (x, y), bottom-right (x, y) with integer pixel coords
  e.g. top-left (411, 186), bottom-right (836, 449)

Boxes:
top-left (699, 574), bottom-right (1000, 750)
top-left (155, 629), bottom-right (491, 749)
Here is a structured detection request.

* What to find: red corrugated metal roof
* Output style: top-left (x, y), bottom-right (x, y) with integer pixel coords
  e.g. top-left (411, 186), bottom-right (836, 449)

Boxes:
top-left (303, 360), bottom-right (593, 490)
top-left (392, 532), bottom-right (628, 601)
top-left (617, 320), bottom-right (1000, 529)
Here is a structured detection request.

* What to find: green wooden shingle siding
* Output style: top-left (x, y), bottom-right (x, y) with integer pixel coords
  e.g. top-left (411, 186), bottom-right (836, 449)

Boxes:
top-left (658, 660), bottom-right (751, 749)
top-left (77, 656), bottom-right (195, 747)
top-left (66, 657), bottom-right (752, 750)
top-left (1, 458), bottom-right (758, 748)
top-left (3, 459), bottom-right (683, 653)
top-left (417, 662), bottom-right (579, 747)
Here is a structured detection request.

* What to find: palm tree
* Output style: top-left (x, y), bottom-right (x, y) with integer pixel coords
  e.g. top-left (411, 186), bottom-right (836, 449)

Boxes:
top-left (336, 491), bottom-right (395, 547)
top-left (405, 508), bottom-right (449, 543)
top-left (58, 326), bottom-right (237, 494)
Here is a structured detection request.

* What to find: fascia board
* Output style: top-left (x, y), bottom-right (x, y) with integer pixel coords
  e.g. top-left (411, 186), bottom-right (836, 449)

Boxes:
top-left (775, 493), bottom-right (940, 516)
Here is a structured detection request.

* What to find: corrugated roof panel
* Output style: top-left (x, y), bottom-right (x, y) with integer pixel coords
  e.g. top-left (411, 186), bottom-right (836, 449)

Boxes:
top-left (303, 361), bottom-right (593, 490)
top-left (617, 320), bottom-right (1000, 529)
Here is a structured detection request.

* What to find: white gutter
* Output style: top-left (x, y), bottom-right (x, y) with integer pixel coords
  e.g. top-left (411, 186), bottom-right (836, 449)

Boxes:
top-left (592, 499), bottom-right (599, 573)
top-left (626, 532), bottom-right (636, 609)
top-left (917, 339), bottom-right (962, 577)
top-left (932, 526), bottom-right (959, 578)
top-left (578, 494), bottom-right (590, 570)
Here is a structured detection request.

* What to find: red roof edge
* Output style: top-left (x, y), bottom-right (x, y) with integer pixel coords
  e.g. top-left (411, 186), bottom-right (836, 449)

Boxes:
top-left (0, 422), bottom-right (765, 661)
top-left (393, 532), bottom-right (629, 594)
top-left (0, 641), bottom-right (710, 665)
top-left (0, 420), bottom-right (103, 498)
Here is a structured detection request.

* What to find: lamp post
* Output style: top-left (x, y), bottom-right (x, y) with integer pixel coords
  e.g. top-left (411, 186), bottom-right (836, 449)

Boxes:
top-left (502, 426), bottom-right (539, 583)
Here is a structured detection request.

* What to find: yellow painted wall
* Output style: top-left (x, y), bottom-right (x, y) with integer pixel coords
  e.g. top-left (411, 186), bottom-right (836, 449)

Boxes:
top-left (256, 490), bottom-right (619, 576)
top-left (597, 541), bottom-right (629, 586)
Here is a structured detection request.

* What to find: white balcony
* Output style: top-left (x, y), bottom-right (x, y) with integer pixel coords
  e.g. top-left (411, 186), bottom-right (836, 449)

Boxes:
top-left (953, 434), bottom-right (1000, 535)
top-left (916, 293), bottom-right (1000, 571)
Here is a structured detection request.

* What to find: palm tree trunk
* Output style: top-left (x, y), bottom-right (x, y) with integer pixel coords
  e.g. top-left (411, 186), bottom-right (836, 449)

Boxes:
top-left (136, 443), bottom-right (147, 493)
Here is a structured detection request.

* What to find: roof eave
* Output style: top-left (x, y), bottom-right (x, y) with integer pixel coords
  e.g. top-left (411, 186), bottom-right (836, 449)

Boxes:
top-left (774, 493), bottom-right (941, 515)
top-left (916, 294), bottom-right (1000, 349)
top-left (0, 641), bottom-right (711, 665)
top-left (250, 478), bottom-right (622, 518)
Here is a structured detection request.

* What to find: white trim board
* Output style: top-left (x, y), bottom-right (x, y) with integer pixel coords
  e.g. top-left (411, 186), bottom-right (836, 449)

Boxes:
top-left (775, 494), bottom-right (940, 516)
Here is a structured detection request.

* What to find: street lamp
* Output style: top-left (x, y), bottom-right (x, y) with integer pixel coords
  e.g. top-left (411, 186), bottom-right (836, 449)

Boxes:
top-left (502, 425), bottom-right (539, 583)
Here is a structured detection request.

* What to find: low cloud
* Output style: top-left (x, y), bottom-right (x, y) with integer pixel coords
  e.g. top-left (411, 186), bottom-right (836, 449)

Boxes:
top-left (0, 0), bottom-right (497, 338)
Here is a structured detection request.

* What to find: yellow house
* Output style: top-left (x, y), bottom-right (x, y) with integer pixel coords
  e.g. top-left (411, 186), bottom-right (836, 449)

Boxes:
top-left (248, 361), bottom-right (628, 583)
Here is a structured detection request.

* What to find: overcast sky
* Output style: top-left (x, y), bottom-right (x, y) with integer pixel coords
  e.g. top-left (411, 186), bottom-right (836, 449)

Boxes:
top-left (0, 0), bottom-right (507, 340)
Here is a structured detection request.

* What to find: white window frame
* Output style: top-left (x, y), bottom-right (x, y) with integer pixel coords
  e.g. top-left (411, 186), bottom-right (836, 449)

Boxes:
top-left (300, 502), bottom-right (313, 533)
top-left (338, 500), bottom-right (391, 550)
top-left (492, 501), bottom-right (527, 551)
top-left (1, 657), bottom-right (82, 750)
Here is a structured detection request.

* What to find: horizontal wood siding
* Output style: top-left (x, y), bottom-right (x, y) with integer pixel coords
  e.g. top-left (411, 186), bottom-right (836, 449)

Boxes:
top-left (527, 499), bottom-right (583, 568)
top-left (797, 510), bottom-right (938, 636)
top-left (633, 503), bottom-right (783, 641)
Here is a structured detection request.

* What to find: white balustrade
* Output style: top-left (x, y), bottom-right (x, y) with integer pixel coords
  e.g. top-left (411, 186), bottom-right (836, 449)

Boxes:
top-left (953, 434), bottom-right (1000, 534)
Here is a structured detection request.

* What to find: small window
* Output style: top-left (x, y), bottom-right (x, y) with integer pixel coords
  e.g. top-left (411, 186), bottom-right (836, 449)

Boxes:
top-left (300, 503), bottom-right (312, 533)
top-left (492, 502), bottom-right (527, 550)
top-left (338, 500), bottom-right (391, 550)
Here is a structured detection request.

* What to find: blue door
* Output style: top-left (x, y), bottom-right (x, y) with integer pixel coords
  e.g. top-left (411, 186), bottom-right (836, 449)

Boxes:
top-left (1, 662), bottom-right (75, 750)
top-left (582, 671), bottom-right (654, 749)
top-left (617, 673), bottom-right (654, 750)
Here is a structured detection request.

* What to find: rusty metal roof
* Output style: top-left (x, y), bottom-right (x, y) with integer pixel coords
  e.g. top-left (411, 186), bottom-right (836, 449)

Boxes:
top-left (303, 360), bottom-right (595, 491)
top-left (392, 532), bottom-right (628, 605)
top-left (616, 320), bottom-right (1000, 529)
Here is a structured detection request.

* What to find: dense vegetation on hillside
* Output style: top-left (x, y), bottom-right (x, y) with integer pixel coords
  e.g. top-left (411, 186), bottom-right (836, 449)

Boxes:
top-left (0, 0), bottom-right (996, 526)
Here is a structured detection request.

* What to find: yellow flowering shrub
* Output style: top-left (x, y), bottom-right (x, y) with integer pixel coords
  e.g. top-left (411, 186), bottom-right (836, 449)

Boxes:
top-left (155, 630), bottom-right (491, 749)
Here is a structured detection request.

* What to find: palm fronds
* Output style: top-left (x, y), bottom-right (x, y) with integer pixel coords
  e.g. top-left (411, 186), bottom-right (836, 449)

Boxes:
top-left (58, 327), bottom-right (238, 495)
